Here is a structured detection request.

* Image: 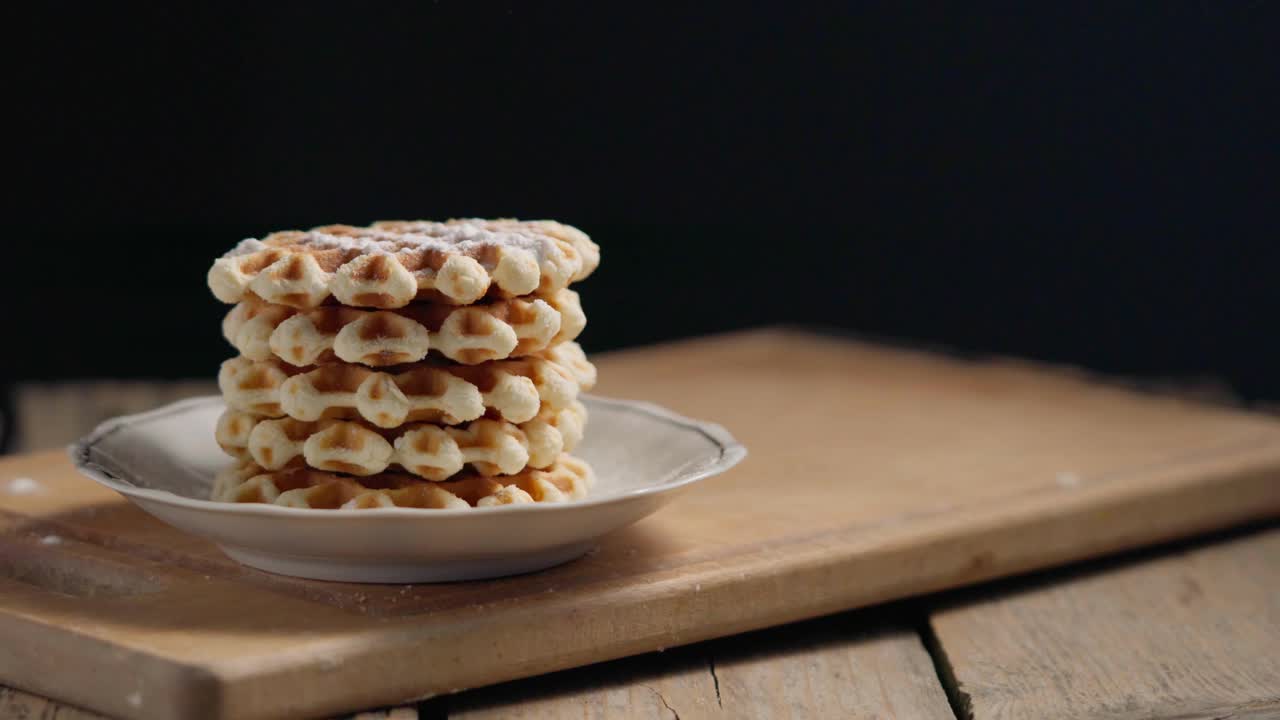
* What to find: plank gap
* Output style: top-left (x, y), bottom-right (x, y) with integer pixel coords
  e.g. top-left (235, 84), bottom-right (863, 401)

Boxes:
top-left (346, 701), bottom-right (442, 720)
top-left (707, 655), bottom-right (722, 709)
top-left (928, 522), bottom-right (1280, 720)
top-left (416, 697), bottom-right (448, 720)
top-left (918, 616), bottom-right (972, 720)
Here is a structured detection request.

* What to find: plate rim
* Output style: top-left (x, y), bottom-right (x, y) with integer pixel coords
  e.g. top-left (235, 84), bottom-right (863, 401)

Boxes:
top-left (69, 394), bottom-right (747, 519)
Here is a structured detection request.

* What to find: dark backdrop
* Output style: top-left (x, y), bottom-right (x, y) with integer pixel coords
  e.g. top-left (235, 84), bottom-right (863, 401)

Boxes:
top-left (8, 3), bottom-right (1279, 400)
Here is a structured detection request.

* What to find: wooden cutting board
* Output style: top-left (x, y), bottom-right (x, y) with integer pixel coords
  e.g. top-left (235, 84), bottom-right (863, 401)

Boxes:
top-left (2, 329), bottom-right (1278, 720)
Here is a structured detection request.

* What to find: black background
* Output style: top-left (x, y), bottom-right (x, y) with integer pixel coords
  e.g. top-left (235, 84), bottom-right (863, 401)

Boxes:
top-left (8, 3), bottom-right (1279, 400)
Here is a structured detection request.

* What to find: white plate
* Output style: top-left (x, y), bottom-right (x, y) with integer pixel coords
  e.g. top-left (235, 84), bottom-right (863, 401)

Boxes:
top-left (70, 395), bottom-right (745, 583)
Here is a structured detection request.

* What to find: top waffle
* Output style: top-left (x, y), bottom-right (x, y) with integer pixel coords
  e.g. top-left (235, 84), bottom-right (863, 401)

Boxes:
top-left (208, 218), bottom-right (600, 309)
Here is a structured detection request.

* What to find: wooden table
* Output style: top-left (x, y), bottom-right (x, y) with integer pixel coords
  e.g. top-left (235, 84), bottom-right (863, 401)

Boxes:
top-left (3, 331), bottom-right (1279, 719)
top-left (4, 521), bottom-right (1277, 719)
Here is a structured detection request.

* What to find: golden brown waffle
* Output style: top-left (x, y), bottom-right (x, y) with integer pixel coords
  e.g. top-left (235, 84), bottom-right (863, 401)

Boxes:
top-left (212, 455), bottom-right (595, 509)
top-left (208, 218), bottom-right (599, 309)
top-left (218, 342), bottom-right (594, 426)
top-left (222, 289), bottom-right (585, 366)
top-left (536, 341), bottom-right (598, 389)
top-left (216, 402), bottom-right (586, 480)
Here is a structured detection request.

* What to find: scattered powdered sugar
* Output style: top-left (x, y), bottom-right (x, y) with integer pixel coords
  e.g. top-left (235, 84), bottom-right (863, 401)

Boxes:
top-left (39, 535), bottom-right (63, 546)
top-left (5, 477), bottom-right (42, 495)
top-left (303, 223), bottom-right (551, 259)
top-left (1055, 471), bottom-right (1083, 488)
top-left (224, 220), bottom-right (556, 262)
top-left (126, 691), bottom-right (143, 708)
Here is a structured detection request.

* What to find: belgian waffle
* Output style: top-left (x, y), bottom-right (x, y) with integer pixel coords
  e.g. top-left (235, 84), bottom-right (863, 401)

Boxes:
top-left (216, 402), bottom-right (586, 480)
top-left (208, 218), bottom-right (599, 308)
top-left (223, 289), bottom-right (585, 366)
top-left (212, 455), bottom-right (595, 509)
top-left (533, 341), bottom-right (598, 390)
top-left (218, 342), bottom-right (594, 426)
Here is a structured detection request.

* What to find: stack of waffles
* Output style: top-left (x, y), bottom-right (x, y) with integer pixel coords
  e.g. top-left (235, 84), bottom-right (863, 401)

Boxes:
top-left (205, 219), bottom-right (600, 509)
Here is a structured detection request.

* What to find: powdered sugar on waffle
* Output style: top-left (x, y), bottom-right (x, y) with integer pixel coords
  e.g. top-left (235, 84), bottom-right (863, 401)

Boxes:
top-left (223, 238), bottom-right (267, 257)
top-left (224, 221), bottom-right (551, 260)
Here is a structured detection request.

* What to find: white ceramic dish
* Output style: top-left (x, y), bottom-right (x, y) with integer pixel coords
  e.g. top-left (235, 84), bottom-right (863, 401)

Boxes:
top-left (70, 395), bottom-right (745, 583)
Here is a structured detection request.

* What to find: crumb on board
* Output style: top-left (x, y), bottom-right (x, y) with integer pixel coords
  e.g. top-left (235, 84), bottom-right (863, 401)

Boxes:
top-left (1055, 471), bottom-right (1083, 488)
top-left (4, 477), bottom-right (42, 495)
top-left (39, 535), bottom-right (63, 546)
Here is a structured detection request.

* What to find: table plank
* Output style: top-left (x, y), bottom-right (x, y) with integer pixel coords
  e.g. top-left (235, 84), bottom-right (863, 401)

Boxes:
top-left (928, 525), bottom-right (1280, 720)
top-left (0, 685), bottom-right (106, 719)
top-left (708, 617), bottom-right (953, 720)
top-left (448, 612), bottom-right (953, 719)
top-left (450, 649), bottom-right (718, 719)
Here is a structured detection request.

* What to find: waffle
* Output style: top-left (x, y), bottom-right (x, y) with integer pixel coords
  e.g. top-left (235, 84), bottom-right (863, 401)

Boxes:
top-left (536, 341), bottom-right (598, 390)
top-left (212, 455), bottom-right (595, 509)
top-left (222, 289), bottom-right (585, 366)
top-left (218, 343), bottom-right (594, 426)
top-left (216, 402), bottom-right (586, 480)
top-left (208, 218), bottom-right (599, 309)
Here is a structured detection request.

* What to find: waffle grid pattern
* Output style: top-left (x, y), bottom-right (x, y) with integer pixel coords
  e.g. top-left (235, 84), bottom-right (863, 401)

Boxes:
top-left (209, 218), bottom-right (598, 509)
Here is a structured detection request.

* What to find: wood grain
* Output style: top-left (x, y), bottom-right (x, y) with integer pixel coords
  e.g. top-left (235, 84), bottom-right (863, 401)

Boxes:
top-left (449, 647), bottom-right (720, 719)
top-left (708, 616), bottom-right (953, 720)
top-left (449, 613), bottom-right (953, 719)
top-left (0, 685), bottom-right (106, 719)
top-left (929, 525), bottom-right (1280, 720)
top-left (2, 329), bottom-right (1280, 719)
top-left (3, 693), bottom-right (426, 720)
top-left (0, 614), bottom-right (952, 719)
